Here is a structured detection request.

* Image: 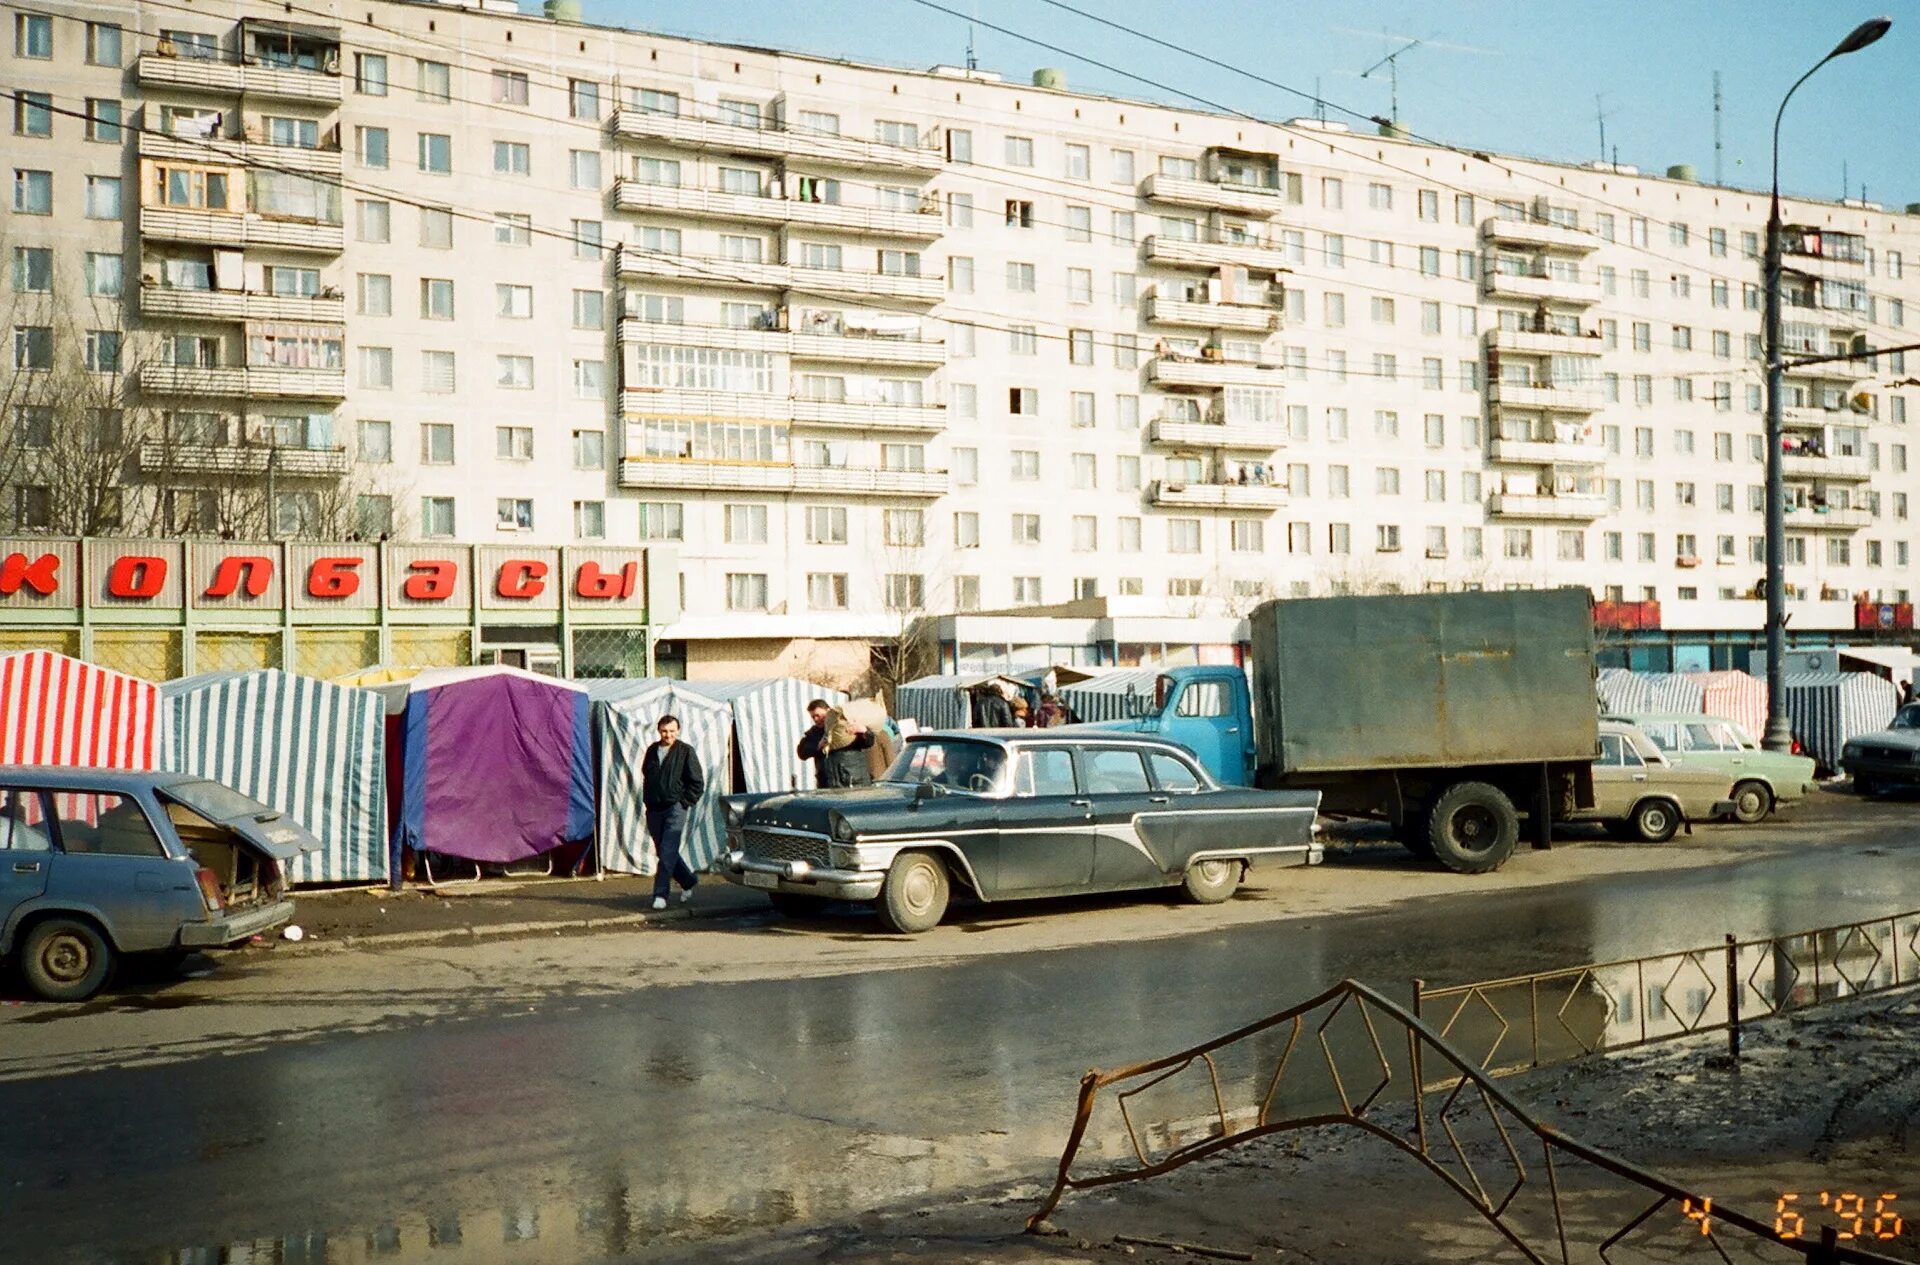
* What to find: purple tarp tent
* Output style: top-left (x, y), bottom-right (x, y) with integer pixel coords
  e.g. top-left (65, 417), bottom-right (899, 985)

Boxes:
top-left (385, 666), bottom-right (595, 879)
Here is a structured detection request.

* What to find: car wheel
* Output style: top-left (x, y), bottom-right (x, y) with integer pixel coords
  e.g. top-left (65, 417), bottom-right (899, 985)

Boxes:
top-left (877, 851), bottom-right (949, 934)
top-left (20, 918), bottom-right (113, 1002)
top-left (1630, 799), bottom-right (1681, 844)
top-left (768, 893), bottom-right (830, 919)
top-left (1425, 782), bottom-right (1519, 874)
top-left (1730, 780), bottom-right (1773, 825)
top-left (1182, 857), bottom-right (1242, 904)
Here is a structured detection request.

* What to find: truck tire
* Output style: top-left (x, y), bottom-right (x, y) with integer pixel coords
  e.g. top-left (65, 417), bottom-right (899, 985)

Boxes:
top-left (876, 850), bottom-right (949, 934)
top-left (1182, 857), bottom-right (1242, 904)
top-left (1729, 780), bottom-right (1773, 825)
top-left (1630, 798), bottom-right (1681, 843)
top-left (20, 917), bottom-right (114, 1002)
top-left (1425, 782), bottom-right (1519, 874)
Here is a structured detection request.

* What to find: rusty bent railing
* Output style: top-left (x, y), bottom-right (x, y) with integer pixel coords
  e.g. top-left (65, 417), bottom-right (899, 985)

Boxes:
top-left (1419, 907), bottom-right (1920, 1076)
top-left (1027, 979), bottom-right (1904, 1263)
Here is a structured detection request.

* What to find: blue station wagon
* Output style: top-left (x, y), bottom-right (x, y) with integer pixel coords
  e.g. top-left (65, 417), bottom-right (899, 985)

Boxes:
top-left (0, 768), bottom-right (319, 1001)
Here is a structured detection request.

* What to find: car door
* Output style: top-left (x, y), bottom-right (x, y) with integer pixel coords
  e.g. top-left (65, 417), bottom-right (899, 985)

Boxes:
top-left (991, 746), bottom-right (1096, 896)
top-left (1161, 677), bottom-right (1251, 787)
top-left (0, 789), bottom-right (52, 936)
top-left (45, 788), bottom-right (190, 952)
top-left (1081, 747), bottom-right (1166, 890)
top-left (1588, 732), bottom-right (1641, 817)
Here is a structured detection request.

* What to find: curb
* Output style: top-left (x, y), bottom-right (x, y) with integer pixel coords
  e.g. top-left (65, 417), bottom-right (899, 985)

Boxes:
top-left (274, 898), bottom-right (762, 955)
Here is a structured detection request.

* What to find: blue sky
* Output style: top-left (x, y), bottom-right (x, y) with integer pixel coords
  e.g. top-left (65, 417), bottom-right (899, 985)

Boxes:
top-left (587, 1), bottom-right (1914, 208)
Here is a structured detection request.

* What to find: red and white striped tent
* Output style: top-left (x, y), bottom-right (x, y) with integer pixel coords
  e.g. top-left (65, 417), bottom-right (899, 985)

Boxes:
top-left (0, 651), bottom-right (161, 770)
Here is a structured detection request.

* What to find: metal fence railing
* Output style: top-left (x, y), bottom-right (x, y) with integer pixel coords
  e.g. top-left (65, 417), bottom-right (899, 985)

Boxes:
top-left (1418, 908), bottom-right (1920, 1076)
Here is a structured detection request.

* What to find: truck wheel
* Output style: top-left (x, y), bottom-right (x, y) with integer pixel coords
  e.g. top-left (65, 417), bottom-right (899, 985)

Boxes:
top-left (876, 851), bottom-right (949, 934)
top-left (20, 917), bottom-right (114, 1002)
top-left (1425, 783), bottom-right (1519, 874)
top-left (1182, 857), bottom-right (1242, 904)
top-left (1630, 799), bottom-right (1681, 843)
top-left (1395, 810), bottom-right (1436, 858)
top-left (1730, 780), bottom-right (1773, 825)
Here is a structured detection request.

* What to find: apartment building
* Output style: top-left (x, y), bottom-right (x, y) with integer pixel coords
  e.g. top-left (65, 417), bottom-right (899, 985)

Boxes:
top-left (5, 0), bottom-right (1918, 678)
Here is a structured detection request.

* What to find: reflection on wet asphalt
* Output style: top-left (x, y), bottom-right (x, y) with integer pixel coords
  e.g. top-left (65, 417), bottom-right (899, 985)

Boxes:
top-left (5, 835), bottom-right (1919, 1263)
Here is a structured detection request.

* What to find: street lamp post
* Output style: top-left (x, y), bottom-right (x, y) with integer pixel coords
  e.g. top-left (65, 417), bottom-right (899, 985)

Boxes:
top-left (1761, 16), bottom-right (1891, 752)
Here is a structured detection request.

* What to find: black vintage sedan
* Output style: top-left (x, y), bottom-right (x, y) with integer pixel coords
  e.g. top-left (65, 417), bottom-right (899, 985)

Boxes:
top-left (718, 731), bottom-right (1322, 933)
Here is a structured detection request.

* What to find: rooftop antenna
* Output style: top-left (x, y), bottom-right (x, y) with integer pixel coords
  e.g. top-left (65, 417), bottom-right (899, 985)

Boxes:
top-left (1594, 93), bottom-right (1616, 166)
top-left (1314, 75), bottom-right (1327, 123)
top-left (965, 0), bottom-right (978, 71)
top-left (1711, 71), bottom-right (1723, 184)
top-left (1360, 34), bottom-right (1423, 124)
top-left (1842, 159), bottom-right (1849, 202)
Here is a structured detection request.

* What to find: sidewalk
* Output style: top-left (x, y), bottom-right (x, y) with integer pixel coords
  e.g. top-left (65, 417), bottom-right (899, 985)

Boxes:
top-left (277, 873), bottom-right (773, 952)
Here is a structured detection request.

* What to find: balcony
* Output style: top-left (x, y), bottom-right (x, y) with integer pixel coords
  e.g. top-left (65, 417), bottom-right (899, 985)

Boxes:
top-left (140, 364), bottom-right (347, 400)
top-left (138, 130), bottom-right (342, 176)
top-left (1481, 268), bottom-right (1602, 306)
top-left (1488, 492), bottom-right (1607, 521)
top-left (616, 319), bottom-right (944, 367)
top-left (1782, 452), bottom-right (1872, 482)
top-left (135, 53), bottom-right (342, 104)
top-left (139, 207), bottom-right (343, 254)
top-left (1488, 437), bottom-right (1606, 466)
top-left (610, 180), bottom-right (942, 239)
top-left (1140, 173), bottom-right (1287, 216)
top-left (1481, 216), bottom-right (1598, 254)
top-left (1487, 380), bottom-right (1605, 413)
top-left (1149, 480), bottom-right (1286, 511)
top-left (1783, 505), bottom-right (1872, 531)
top-left (621, 387), bottom-right (944, 433)
top-left (1484, 327), bottom-right (1605, 357)
top-left (138, 285), bottom-right (345, 324)
top-left (1147, 357), bottom-right (1286, 391)
top-left (619, 458), bottom-right (946, 498)
top-left (608, 109), bottom-right (941, 172)
top-left (1148, 418), bottom-right (1289, 451)
top-left (1143, 291), bottom-right (1282, 333)
top-left (615, 246), bottom-right (941, 304)
top-left (137, 440), bottom-right (349, 478)
top-left (1144, 234), bottom-right (1289, 274)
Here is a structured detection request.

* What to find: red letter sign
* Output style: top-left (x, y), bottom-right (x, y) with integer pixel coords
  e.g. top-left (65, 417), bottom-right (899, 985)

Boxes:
top-left (306, 557), bottom-right (363, 599)
top-left (496, 559), bottom-right (549, 600)
top-left (203, 555), bottom-right (273, 599)
top-left (402, 559), bottom-right (458, 602)
top-left (574, 560), bottom-right (639, 600)
top-left (107, 555), bottom-right (167, 600)
top-left (0, 552), bottom-right (60, 597)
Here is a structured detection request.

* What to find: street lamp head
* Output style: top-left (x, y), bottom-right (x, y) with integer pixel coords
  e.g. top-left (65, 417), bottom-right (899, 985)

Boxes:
top-left (1830, 16), bottom-right (1892, 57)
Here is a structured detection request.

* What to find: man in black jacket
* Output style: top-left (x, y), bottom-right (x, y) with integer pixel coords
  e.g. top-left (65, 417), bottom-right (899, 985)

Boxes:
top-left (795, 698), bottom-right (835, 788)
top-left (796, 701), bottom-right (875, 788)
top-left (641, 714), bottom-right (704, 910)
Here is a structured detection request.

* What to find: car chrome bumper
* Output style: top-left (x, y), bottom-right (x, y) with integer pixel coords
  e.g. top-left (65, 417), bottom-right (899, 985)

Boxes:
top-left (1842, 757), bottom-right (1920, 785)
top-left (719, 852), bottom-right (886, 902)
top-left (178, 899), bottom-right (295, 947)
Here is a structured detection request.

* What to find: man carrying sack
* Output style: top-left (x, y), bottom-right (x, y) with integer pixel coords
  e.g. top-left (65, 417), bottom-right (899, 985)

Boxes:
top-left (820, 704), bottom-right (877, 787)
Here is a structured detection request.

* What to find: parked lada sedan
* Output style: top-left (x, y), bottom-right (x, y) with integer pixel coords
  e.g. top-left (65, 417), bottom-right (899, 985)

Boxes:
top-left (1606, 712), bottom-right (1818, 822)
top-left (0, 768), bottom-right (318, 1000)
top-left (1841, 702), bottom-right (1920, 794)
top-left (719, 731), bottom-right (1322, 933)
top-left (1571, 721), bottom-right (1737, 842)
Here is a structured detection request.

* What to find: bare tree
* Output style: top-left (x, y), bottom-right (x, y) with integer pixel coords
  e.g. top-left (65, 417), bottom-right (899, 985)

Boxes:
top-left (858, 531), bottom-right (943, 708)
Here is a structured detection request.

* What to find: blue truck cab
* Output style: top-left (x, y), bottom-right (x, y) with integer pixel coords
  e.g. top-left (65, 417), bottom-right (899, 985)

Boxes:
top-left (1078, 665), bottom-right (1256, 787)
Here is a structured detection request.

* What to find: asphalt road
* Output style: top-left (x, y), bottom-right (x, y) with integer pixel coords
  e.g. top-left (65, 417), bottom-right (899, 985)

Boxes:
top-left (2, 793), bottom-right (1916, 1263)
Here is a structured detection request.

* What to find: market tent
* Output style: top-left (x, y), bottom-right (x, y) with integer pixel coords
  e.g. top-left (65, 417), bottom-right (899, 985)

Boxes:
top-left (332, 665), bottom-right (431, 688)
top-left (1784, 671), bottom-right (1898, 774)
top-left (678, 678), bottom-right (847, 793)
top-left (892, 673), bottom-right (1027, 731)
top-left (1061, 668), bottom-right (1165, 723)
top-left (1685, 670), bottom-right (1768, 742)
top-left (160, 669), bottom-right (387, 885)
top-left (0, 650), bottom-right (160, 769)
top-left (1596, 669), bottom-right (1706, 717)
top-left (388, 666), bottom-right (595, 875)
top-left (587, 680), bottom-right (732, 876)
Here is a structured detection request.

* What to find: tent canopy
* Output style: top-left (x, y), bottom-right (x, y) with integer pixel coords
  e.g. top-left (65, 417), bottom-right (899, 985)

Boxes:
top-left (0, 650), bottom-right (161, 770)
top-left (1596, 669), bottom-right (1707, 717)
top-left (1783, 670), bottom-right (1898, 772)
top-left (893, 673), bottom-right (1028, 731)
top-left (1060, 667), bottom-right (1165, 723)
top-left (161, 669), bottom-right (387, 886)
top-left (1684, 670), bottom-right (1767, 742)
top-left (389, 666), bottom-right (594, 868)
top-left (587, 679), bottom-right (732, 876)
top-left (678, 678), bottom-right (847, 794)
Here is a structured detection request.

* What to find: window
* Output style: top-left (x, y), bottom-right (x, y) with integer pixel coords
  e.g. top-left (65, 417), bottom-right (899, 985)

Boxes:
top-left (13, 169), bottom-right (51, 214)
top-left (1065, 205), bottom-right (1092, 242)
top-left (85, 99), bottom-right (122, 143)
top-left (573, 359), bottom-right (604, 399)
top-left (496, 498), bottom-right (534, 532)
top-left (418, 133), bottom-right (452, 174)
top-left (355, 125), bottom-right (390, 169)
top-left (1009, 387), bottom-right (1039, 417)
top-left (1010, 449), bottom-right (1040, 481)
top-left (83, 330), bottom-right (120, 373)
top-left (11, 247), bottom-right (49, 294)
top-left (1069, 330), bottom-right (1094, 365)
top-left (1011, 513), bottom-right (1041, 545)
top-left (496, 425), bottom-right (534, 460)
top-left (573, 220), bottom-right (603, 260)
top-left (1231, 520), bottom-right (1265, 552)
top-left (420, 278), bottom-right (455, 320)
top-left (15, 13), bottom-right (50, 57)
top-left (13, 92), bottom-right (50, 137)
top-left (84, 253), bottom-right (121, 298)
top-left (1111, 149), bottom-right (1136, 183)
top-left (1006, 262), bottom-right (1036, 293)
top-left (355, 52), bottom-right (388, 95)
top-left (492, 141), bottom-right (530, 176)
top-left (413, 496), bottom-right (454, 538)
top-left (356, 200), bottom-right (391, 243)
top-left (82, 175), bottom-right (120, 221)
top-left (353, 419), bottom-right (392, 464)
top-left (494, 355), bottom-right (532, 390)
top-left (418, 60), bottom-right (452, 103)
top-left (1005, 135), bottom-right (1034, 167)
top-left (421, 211), bottom-right (454, 251)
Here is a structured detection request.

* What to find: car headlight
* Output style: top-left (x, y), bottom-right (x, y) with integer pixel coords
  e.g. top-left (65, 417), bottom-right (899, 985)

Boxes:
top-left (827, 811), bottom-right (857, 843)
top-left (722, 799), bottom-right (746, 832)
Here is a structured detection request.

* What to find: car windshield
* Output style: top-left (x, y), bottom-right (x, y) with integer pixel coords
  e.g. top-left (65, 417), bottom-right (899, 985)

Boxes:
top-left (886, 739), bottom-right (1007, 795)
top-left (1893, 704), bottom-right (1920, 730)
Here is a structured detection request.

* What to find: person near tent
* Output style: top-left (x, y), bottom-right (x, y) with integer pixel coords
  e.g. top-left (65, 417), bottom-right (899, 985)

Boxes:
top-left (821, 706), bottom-right (875, 787)
top-left (1010, 696), bottom-right (1031, 726)
top-left (640, 714), bottom-right (704, 910)
top-left (971, 682), bottom-right (1015, 729)
top-left (796, 698), bottom-right (836, 788)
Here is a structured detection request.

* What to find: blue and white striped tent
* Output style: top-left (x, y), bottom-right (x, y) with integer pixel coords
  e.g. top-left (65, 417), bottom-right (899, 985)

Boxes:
top-left (893, 674), bottom-right (1029, 731)
top-left (1061, 668), bottom-right (1165, 723)
top-left (1596, 669), bottom-right (1707, 717)
top-left (678, 678), bottom-right (847, 794)
top-left (1784, 671), bottom-right (1898, 773)
top-left (587, 680), bottom-right (733, 877)
top-left (160, 669), bottom-right (388, 886)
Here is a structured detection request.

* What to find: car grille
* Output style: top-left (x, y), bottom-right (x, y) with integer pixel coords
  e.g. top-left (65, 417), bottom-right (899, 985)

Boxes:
top-left (741, 828), bottom-right (831, 867)
top-left (1854, 744), bottom-right (1910, 762)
